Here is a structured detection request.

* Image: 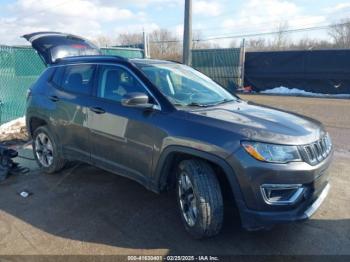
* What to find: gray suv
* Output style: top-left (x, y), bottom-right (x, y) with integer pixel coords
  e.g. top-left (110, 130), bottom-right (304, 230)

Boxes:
top-left (25, 32), bottom-right (333, 239)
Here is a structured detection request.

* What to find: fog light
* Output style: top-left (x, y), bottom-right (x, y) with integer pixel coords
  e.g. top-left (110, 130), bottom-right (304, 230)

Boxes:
top-left (260, 184), bottom-right (304, 205)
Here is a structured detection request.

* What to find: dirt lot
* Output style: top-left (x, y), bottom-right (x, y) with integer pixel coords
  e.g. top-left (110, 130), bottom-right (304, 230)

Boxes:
top-left (0, 95), bottom-right (349, 255)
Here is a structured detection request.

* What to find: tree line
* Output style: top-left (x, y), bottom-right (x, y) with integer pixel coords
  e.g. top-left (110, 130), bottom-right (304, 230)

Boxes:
top-left (93, 19), bottom-right (350, 61)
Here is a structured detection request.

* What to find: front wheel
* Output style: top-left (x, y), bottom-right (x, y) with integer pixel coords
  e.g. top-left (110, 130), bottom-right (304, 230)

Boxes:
top-left (176, 159), bottom-right (224, 239)
top-left (32, 126), bottom-right (66, 174)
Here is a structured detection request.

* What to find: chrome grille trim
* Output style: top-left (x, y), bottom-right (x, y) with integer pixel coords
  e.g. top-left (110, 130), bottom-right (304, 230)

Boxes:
top-left (300, 134), bottom-right (332, 165)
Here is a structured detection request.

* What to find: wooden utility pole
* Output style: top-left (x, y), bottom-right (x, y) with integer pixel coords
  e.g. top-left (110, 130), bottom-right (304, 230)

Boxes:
top-left (183, 0), bottom-right (192, 65)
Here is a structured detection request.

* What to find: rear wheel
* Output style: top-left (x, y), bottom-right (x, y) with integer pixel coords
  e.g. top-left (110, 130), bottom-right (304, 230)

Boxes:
top-left (176, 159), bottom-right (224, 239)
top-left (32, 126), bottom-right (66, 174)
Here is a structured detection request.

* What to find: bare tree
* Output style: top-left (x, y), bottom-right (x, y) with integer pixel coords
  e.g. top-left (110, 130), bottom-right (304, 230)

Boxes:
top-left (246, 38), bottom-right (267, 51)
top-left (329, 19), bottom-right (350, 48)
top-left (95, 29), bottom-right (182, 61)
top-left (117, 33), bottom-right (143, 47)
top-left (289, 38), bottom-right (333, 50)
top-left (192, 30), bottom-right (212, 49)
top-left (192, 40), bottom-right (213, 49)
top-left (148, 29), bottom-right (182, 61)
top-left (93, 35), bottom-right (116, 48)
top-left (273, 21), bottom-right (290, 50)
top-left (229, 40), bottom-right (238, 48)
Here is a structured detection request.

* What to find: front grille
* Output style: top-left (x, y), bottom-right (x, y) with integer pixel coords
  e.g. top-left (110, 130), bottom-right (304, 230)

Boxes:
top-left (300, 134), bottom-right (332, 165)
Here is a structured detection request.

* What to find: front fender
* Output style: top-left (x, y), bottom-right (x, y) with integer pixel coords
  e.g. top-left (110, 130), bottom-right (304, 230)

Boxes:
top-left (152, 145), bottom-right (246, 215)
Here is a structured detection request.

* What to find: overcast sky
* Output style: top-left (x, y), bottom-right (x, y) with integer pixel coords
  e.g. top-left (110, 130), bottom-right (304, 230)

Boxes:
top-left (1, 0), bottom-right (350, 45)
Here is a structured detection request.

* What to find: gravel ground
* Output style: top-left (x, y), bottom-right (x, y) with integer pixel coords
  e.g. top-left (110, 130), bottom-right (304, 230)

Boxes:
top-left (0, 95), bottom-right (349, 256)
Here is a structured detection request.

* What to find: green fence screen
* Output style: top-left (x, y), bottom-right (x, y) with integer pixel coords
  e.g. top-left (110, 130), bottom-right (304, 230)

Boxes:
top-left (0, 46), bottom-right (45, 124)
top-left (191, 48), bottom-right (242, 93)
top-left (101, 47), bottom-right (144, 58)
top-left (0, 45), bottom-right (144, 124)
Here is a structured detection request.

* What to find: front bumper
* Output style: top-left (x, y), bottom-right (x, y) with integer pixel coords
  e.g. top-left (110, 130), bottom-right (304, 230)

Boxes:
top-left (226, 147), bottom-right (333, 230)
top-left (239, 182), bottom-right (330, 230)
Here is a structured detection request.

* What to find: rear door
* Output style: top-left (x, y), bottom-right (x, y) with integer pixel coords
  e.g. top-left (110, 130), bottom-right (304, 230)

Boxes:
top-left (49, 64), bottom-right (97, 162)
top-left (23, 32), bottom-right (100, 65)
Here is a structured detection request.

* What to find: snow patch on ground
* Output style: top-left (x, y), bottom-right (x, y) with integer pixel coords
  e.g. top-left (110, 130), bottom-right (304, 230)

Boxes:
top-left (0, 117), bottom-right (28, 142)
top-left (261, 87), bottom-right (350, 98)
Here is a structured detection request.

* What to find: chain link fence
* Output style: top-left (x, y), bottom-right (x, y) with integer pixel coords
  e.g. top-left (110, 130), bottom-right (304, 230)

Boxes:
top-left (100, 47), bottom-right (144, 58)
top-left (0, 45), bottom-right (144, 124)
top-left (0, 46), bottom-right (45, 124)
top-left (191, 48), bottom-right (243, 93)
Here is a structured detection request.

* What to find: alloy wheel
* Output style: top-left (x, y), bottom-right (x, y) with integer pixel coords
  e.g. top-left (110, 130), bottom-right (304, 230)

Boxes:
top-left (35, 132), bottom-right (54, 167)
top-left (178, 172), bottom-right (198, 227)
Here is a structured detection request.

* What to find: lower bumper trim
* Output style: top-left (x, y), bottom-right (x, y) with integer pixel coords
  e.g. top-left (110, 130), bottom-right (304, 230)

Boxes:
top-left (239, 182), bottom-right (331, 231)
top-left (304, 183), bottom-right (330, 218)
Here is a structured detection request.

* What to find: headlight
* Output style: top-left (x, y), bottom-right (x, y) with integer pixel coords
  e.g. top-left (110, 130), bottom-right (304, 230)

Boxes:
top-left (241, 141), bottom-right (302, 163)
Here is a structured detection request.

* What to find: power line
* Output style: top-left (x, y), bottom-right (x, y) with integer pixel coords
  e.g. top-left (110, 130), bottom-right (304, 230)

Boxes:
top-left (150, 21), bottom-right (350, 44)
top-left (165, 8), bottom-right (350, 33)
top-left (193, 18), bottom-right (342, 34)
top-left (150, 39), bottom-right (182, 44)
top-left (193, 9), bottom-right (350, 34)
top-left (198, 23), bottom-right (345, 42)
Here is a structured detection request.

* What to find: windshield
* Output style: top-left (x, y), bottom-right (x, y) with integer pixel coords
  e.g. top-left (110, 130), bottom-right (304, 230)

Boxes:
top-left (138, 63), bottom-right (237, 107)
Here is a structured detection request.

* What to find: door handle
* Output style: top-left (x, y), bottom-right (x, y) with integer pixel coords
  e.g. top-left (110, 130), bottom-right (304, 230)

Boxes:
top-left (90, 107), bottom-right (105, 114)
top-left (49, 95), bottom-right (59, 102)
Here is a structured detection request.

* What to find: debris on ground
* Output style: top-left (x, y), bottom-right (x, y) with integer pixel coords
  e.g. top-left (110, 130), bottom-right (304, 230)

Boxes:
top-left (18, 190), bottom-right (32, 198)
top-left (0, 145), bottom-right (18, 181)
top-left (0, 145), bottom-right (29, 182)
top-left (0, 117), bottom-right (28, 142)
top-left (236, 86), bottom-right (254, 93)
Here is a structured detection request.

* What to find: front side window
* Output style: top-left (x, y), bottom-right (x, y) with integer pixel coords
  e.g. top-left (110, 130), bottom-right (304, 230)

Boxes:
top-left (61, 64), bottom-right (95, 95)
top-left (97, 65), bottom-right (146, 102)
top-left (138, 63), bottom-right (237, 107)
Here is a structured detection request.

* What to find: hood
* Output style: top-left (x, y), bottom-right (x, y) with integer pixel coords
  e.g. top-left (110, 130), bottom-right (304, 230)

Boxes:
top-left (187, 101), bottom-right (325, 145)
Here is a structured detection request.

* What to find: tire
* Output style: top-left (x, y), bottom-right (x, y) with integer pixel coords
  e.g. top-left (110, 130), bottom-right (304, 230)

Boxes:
top-left (176, 159), bottom-right (224, 239)
top-left (32, 126), bottom-right (66, 174)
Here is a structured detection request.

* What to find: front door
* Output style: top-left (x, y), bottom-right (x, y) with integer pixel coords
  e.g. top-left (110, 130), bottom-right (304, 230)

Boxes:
top-left (88, 64), bottom-right (162, 183)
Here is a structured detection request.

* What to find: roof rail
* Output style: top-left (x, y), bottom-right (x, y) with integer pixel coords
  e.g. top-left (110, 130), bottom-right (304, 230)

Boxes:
top-left (55, 55), bottom-right (129, 64)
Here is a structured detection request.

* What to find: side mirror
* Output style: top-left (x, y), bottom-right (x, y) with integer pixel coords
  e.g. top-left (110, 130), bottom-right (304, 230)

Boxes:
top-left (121, 92), bottom-right (155, 109)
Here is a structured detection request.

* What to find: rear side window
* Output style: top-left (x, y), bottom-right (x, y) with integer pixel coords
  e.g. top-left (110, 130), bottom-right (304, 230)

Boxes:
top-left (61, 64), bottom-right (95, 95)
top-left (51, 67), bottom-right (65, 87)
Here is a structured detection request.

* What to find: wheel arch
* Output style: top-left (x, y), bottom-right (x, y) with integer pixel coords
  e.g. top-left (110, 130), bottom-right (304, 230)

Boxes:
top-left (154, 146), bottom-right (245, 208)
top-left (28, 116), bottom-right (48, 137)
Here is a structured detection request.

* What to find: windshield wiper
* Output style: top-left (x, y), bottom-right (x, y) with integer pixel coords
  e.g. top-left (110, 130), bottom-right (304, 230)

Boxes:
top-left (186, 102), bottom-right (209, 107)
top-left (174, 99), bottom-right (236, 108)
top-left (209, 98), bottom-right (236, 106)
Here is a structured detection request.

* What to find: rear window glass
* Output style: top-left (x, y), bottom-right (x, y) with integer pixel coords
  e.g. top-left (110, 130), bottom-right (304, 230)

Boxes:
top-left (61, 65), bottom-right (95, 95)
top-left (51, 45), bottom-right (100, 62)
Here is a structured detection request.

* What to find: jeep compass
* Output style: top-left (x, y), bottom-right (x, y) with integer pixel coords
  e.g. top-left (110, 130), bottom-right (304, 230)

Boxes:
top-left (24, 32), bottom-right (333, 239)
